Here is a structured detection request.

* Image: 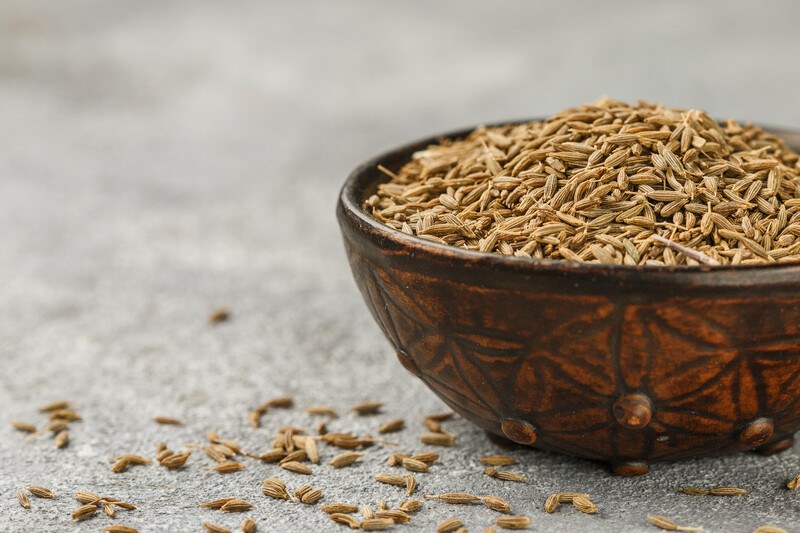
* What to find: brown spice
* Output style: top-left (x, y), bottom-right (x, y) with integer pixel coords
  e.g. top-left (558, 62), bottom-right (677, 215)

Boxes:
top-left (484, 467), bottom-right (525, 482)
top-left (241, 518), bottom-right (257, 533)
top-left (374, 473), bottom-right (406, 486)
top-left (420, 432), bottom-right (456, 446)
top-left (544, 494), bottom-right (559, 513)
top-left (495, 515), bottom-right (532, 530)
top-left (209, 308), bottom-right (231, 324)
top-left (160, 450), bottom-right (192, 469)
top-left (437, 518), bottom-right (465, 533)
top-left (399, 500), bottom-right (423, 512)
top-left (330, 513), bottom-right (360, 528)
top-left (482, 495), bottom-right (511, 513)
top-left (281, 461), bottom-right (312, 475)
top-left (572, 496), bottom-right (598, 514)
top-left (39, 401), bottom-right (71, 413)
top-left (154, 416), bottom-right (183, 425)
top-left (11, 420), bottom-right (38, 433)
top-left (102, 527), bottom-right (141, 533)
top-left (401, 457), bottom-right (429, 473)
top-left (306, 405), bottom-right (339, 417)
top-left (404, 473), bottom-right (417, 496)
top-left (330, 451), bottom-right (364, 468)
top-left (27, 486), bottom-right (56, 499)
top-left (72, 503), bottom-right (99, 521)
top-left (200, 498), bottom-right (237, 509)
top-left (322, 503), bottom-right (360, 514)
top-left (54, 429), bottom-right (69, 449)
top-left (479, 455), bottom-right (517, 466)
top-left (220, 499), bottom-right (254, 512)
top-left (359, 518), bottom-right (394, 530)
top-left (17, 490), bottom-right (30, 509)
top-left (378, 419), bottom-right (405, 434)
top-left (646, 514), bottom-right (703, 531)
top-left (203, 522), bottom-right (232, 533)
top-left (352, 401), bottom-right (384, 415)
top-left (424, 492), bottom-right (480, 504)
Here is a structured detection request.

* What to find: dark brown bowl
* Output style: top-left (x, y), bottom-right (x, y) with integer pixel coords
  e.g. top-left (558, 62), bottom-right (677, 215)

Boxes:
top-left (337, 122), bottom-right (800, 475)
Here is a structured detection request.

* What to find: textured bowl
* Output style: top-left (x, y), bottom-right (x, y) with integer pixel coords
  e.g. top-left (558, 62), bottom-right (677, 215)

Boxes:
top-left (337, 122), bottom-right (800, 475)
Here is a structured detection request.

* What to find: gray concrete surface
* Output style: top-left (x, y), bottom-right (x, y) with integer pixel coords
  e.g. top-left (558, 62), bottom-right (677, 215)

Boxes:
top-left (1, 1), bottom-right (800, 531)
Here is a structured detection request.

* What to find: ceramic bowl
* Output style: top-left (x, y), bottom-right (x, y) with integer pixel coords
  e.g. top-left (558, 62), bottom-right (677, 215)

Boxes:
top-left (337, 122), bottom-right (800, 475)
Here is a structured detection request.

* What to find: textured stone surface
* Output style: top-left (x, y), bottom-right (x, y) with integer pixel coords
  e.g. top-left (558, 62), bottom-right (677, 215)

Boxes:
top-left (1, 1), bottom-right (799, 532)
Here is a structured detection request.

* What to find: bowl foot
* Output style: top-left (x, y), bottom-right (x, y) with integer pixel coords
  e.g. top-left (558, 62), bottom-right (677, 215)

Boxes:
top-left (755, 435), bottom-right (795, 456)
top-left (612, 461), bottom-right (650, 476)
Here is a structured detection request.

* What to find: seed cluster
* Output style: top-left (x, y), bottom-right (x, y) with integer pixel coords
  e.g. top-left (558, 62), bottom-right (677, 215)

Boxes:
top-left (367, 99), bottom-right (800, 266)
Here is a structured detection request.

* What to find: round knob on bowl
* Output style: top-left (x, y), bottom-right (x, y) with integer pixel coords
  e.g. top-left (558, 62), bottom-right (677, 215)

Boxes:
top-left (738, 417), bottom-right (774, 446)
top-left (501, 418), bottom-right (537, 445)
top-left (612, 393), bottom-right (653, 429)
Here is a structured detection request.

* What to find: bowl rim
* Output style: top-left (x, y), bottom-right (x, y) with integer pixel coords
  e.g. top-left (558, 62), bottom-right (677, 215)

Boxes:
top-left (338, 119), bottom-right (800, 280)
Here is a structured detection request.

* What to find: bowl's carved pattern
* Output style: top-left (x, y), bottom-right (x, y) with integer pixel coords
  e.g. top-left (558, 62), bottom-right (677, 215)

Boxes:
top-left (345, 242), bottom-right (800, 472)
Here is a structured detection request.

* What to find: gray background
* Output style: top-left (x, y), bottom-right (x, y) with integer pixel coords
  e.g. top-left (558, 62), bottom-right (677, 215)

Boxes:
top-left (1, 1), bottom-right (800, 532)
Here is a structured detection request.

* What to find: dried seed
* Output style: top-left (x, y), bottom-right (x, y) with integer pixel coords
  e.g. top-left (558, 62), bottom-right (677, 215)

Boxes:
top-left (17, 490), bottom-right (30, 509)
top-left (39, 401), bottom-right (71, 413)
top-left (330, 513), bottom-right (360, 528)
top-left (281, 461), bottom-right (312, 475)
top-left (209, 308), bottom-right (231, 323)
top-left (572, 496), bottom-right (598, 514)
top-left (375, 509), bottom-right (411, 523)
top-left (378, 419), bottom-right (405, 434)
top-left (410, 452), bottom-right (439, 464)
top-left (279, 450), bottom-right (308, 465)
top-left (330, 451), bottom-right (364, 468)
top-left (647, 514), bottom-right (703, 531)
top-left (362, 505), bottom-right (375, 519)
top-left (787, 473), bottom-right (800, 490)
top-left (374, 473), bottom-right (406, 486)
top-left (267, 396), bottom-right (294, 408)
top-left (401, 457), bottom-right (429, 473)
top-left (306, 405), bottom-right (339, 417)
top-left (544, 494), bottom-right (559, 513)
top-left (555, 492), bottom-right (591, 503)
top-left (300, 488), bottom-right (324, 504)
top-left (404, 473), bottom-right (417, 496)
top-left (112, 454), bottom-right (150, 473)
top-left (254, 449), bottom-right (287, 463)
top-left (241, 518), bottom-right (257, 533)
top-left (420, 432), bottom-right (456, 446)
top-left (27, 486), bottom-right (56, 499)
top-left (103, 502), bottom-right (116, 518)
top-left (102, 526), bottom-right (140, 533)
top-left (154, 416), bottom-right (183, 425)
top-left (424, 492), bottom-right (480, 504)
top-left (160, 450), bottom-right (191, 469)
top-left (352, 401), bottom-right (384, 415)
top-left (707, 486), bottom-right (747, 496)
top-left (322, 503), bottom-right (360, 514)
top-left (107, 498), bottom-right (137, 510)
top-left (75, 490), bottom-right (102, 504)
top-left (437, 518), bottom-right (464, 533)
top-left (249, 410), bottom-right (265, 428)
top-left (484, 467), bottom-right (525, 482)
top-left (220, 499), bottom-right (254, 512)
top-left (200, 498), bottom-right (237, 509)
top-left (305, 437), bottom-right (320, 464)
top-left (359, 518), bottom-right (394, 530)
top-left (203, 522), bottom-right (232, 533)
top-left (72, 503), bottom-right (99, 521)
top-left (479, 455), bottom-right (516, 466)
top-left (752, 527), bottom-right (788, 533)
top-left (495, 515), bottom-right (532, 530)
top-left (399, 500), bottom-right (423, 512)
top-left (54, 429), bottom-right (69, 448)
top-left (11, 420), bottom-right (38, 433)
top-left (482, 495), bottom-right (511, 513)
top-left (206, 461), bottom-right (246, 474)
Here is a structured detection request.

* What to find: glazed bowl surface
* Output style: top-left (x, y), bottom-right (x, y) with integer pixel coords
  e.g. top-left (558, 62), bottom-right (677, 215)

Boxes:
top-left (337, 122), bottom-right (800, 475)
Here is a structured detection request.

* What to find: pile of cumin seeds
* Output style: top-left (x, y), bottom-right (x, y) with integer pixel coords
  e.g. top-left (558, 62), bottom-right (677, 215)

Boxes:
top-left (366, 99), bottom-right (800, 266)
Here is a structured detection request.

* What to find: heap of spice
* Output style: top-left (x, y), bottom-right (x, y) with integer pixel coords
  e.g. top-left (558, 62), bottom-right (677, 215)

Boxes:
top-left (366, 99), bottom-right (800, 266)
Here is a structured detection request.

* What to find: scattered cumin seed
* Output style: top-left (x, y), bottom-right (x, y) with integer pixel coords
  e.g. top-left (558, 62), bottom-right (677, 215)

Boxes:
top-left (360, 518), bottom-right (395, 530)
top-left (221, 499), bottom-right (254, 512)
top-left (306, 405), bottom-right (339, 417)
top-left (410, 451), bottom-right (439, 464)
top-left (427, 412), bottom-right (454, 422)
top-left (495, 515), bottom-right (532, 530)
top-left (482, 495), bottom-right (511, 513)
top-left (267, 396), bottom-right (294, 408)
top-left (209, 308), bottom-right (231, 324)
top-left (200, 498), bottom-right (237, 509)
top-left (424, 492), bottom-right (480, 504)
top-left (11, 420), bottom-right (37, 433)
top-left (330, 512), bottom-right (360, 528)
top-left (17, 490), bottom-right (30, 509)
top-left (154, 416), bottom-right (183, 425)
top-left (352, 401), bottom-right (384, 415)
top-left (72, 503), bottom-right (99, 521)
top-left (420, 432), bottom-right (456, 446)
top-left (544, 494), bottom-right (559, 513)
top-left (378, 419), bottom-right (405, 434)
top-left (374, 473), bottom-right (406, 486)
top-left (160, 450), bottom-right (192, 469)
top-left (787, 473), bottom-right (800, 490)
top-left (241, 517), bottom-right (257, 533)
top-left (362, 505), bottom-right (374, 519)
top-left (206, 461), bottom-right (246, 474)
top-left (300, 488), bottom-right (324, 504)
top-left (248, 410), bottom-right (264, 428)
top-left (330, 451), bottom-right (364, 468)
top-left (305, 437), bottom-right (320, 464)
top-left (484, 467), bottom-right (525, 482)
top-left (54, 429), bottom-right (69, 448)
top-left (375, 509), bottom-right (412, 523)
top-left (401, 457), bottom-right (429, 473)
top-left (102, 526), bottom-right (140, 533)
top-left (437, 517), bottom-right (464, 533)
top-left (112, 454), bottom-right (150, 473)
top-left (27, 486), bottom-right (56, 499)
top-left (707, 486), bottom-right (747, 496)
top-left (281, 461), bottom-right (312, 475)
top-left (203, 521), bottom-right (232, 533)
top-left (753, 527), bottom-right (788, 533)
top-left (39, 401), bottom-right (71, 413)
top-left (47, 419), bottom-right (69, 433)
top-left (254, 449), bottom-right (287, 463)
top-left (404, 473), bottom-right (417, 496)
top-left (647, 514), bottom-right (704, 531)
top-left (75, 490), bottom-right (102, 504)
top-left (322, 503), bottom-right (360, 514)
top-left (103, 502), bottom-right (116, 518)
top-left (572, 496), bottom-right (598, 514)
top-left (479, 455), bottom-right (517, 466)
top-left (399, 500), bottom-right (423, 513)
top-left (279, 449), bottom-right (308, 465)
top-left (48, 409), bottom-right (82, 421)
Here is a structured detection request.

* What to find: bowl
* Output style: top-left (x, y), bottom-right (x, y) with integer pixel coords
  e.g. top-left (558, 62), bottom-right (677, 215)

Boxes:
top-left (337, 121), bottom-right (800, 475)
